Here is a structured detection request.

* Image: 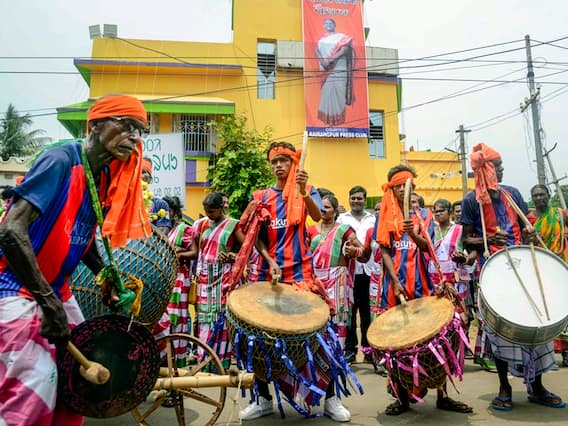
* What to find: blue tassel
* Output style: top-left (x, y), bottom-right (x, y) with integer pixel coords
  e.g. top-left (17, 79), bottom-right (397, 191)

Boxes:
top-left (316, 332), bottom-right (341, 397)
top-left (272, 376), bottom-right (286, 418)
top-left (304, 338), bottom-right (321, 406)
top-left (278, 338), bottom-right (325, 397)
top-left (256, 337), bottom-right (273, 382)
top-left (246, 335), bottom-right (256, 374)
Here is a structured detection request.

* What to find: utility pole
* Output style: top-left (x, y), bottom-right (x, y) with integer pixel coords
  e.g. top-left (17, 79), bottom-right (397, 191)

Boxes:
top-left (456, 124), bottom-right (471, 199)
top-left (522, 34), bottom-right (546, 185)
top-left (543, 143), bottom-right (567, 210)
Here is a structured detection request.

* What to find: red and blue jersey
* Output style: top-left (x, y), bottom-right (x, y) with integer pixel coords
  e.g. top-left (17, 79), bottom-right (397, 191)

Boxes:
top-left (253, 186), bottom-right (323, 283)
top-left (0, 143), bottom-right (97, 302)
top-left (460, 184), bottom-right (526, 265)
top-left (380, 207), bottom-right (435, 309)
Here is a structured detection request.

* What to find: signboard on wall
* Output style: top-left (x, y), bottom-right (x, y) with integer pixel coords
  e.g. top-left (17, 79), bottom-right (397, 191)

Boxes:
top-left (141, 132), bottom-right (185, 207)
top-left (302, 0), bottom-right (369, 138)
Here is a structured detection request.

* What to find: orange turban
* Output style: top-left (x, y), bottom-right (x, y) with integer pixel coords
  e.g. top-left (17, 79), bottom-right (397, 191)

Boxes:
top-left (377, 170), bottom-right (414, 245)
top-left (141, 158), bottom-right (153, 174)
top-left (470, 142), bottom-right (501, 204)
top-left (268, 146), bottom-right (305, 226)
top-left (87, 95), bottom-right (147, 126)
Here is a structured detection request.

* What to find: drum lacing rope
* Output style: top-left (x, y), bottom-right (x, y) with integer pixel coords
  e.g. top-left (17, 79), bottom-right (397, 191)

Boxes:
top-left (81, 146), bottom-right (143, 316)
top-left (224, 367), bottom-right (245, 426)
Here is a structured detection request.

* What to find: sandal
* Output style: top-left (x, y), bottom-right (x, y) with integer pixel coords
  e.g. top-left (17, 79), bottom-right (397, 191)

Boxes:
top-left (527, 392), bottom-right (566, 408)
top-left (385, 400), bottom-right (410, 416)
top-left (436, 397), bottom-right (473, 413)
top-left (491, 396), bottom-right (513, 411)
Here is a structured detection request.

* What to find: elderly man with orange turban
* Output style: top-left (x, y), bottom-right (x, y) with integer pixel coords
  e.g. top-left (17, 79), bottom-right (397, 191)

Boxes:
top-left (0, 94), bottom-right (151, 425)
top-left (461, 142), bottom-right (564, 411)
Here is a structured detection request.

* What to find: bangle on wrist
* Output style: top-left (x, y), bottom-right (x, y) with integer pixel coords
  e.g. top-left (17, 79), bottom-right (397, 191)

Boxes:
top-left (301, 191), bottom-right (309, 198)
top-left (31, 288), bottom-right (55, 298)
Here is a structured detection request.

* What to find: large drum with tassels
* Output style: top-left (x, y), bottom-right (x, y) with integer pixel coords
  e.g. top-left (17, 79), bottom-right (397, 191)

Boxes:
top-left (71, 228), bottom-right (178, 329)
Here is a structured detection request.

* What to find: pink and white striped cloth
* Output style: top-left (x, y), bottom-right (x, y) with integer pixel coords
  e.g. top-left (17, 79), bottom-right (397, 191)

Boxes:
top-left (0, 296), bottom-right (84, 426)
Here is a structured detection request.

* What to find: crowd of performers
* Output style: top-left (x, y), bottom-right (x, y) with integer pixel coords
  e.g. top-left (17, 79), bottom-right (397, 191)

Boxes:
top-left (0, 93), bottom-right (567, 425)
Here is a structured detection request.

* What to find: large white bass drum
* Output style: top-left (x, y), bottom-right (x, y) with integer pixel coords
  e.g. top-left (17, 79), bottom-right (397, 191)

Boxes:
top-left (479, 245), bottom-right (568, 346)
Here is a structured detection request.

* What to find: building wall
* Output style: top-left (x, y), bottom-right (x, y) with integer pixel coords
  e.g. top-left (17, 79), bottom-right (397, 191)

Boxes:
top-left (88, 0), bottom-right (403, 216)
top-left (0, 157), bottom-right (28, 187)
top-left (406, 151), bottom-right (474, 206)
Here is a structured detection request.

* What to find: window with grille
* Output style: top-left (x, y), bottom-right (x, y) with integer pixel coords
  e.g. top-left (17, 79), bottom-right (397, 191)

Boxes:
top-left (147, 113), bottom-right (160, 134)
top-left (172, 114), bottom-right (216, 152)
top-left (257, 41), bottom-right (276, 99)
top-left (368, 111), bottom-right (385, 159)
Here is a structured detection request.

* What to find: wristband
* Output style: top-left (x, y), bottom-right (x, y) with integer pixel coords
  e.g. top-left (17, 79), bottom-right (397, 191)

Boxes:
top-left (301, 191), bottom-right (309, 198)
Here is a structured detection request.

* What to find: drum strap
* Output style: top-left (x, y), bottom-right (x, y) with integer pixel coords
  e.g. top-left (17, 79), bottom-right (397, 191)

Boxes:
top-left (81, 146), bottom-right (137, 314)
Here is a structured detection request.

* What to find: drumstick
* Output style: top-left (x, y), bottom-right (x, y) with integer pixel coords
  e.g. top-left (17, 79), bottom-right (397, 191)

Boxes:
top-left (403, 178), bottom-right (412, 219)
top-left (477, 201), bottom-right (491, 258)
top-left (503, 246), bottom-right (543, 322)
top-left (295, 131), bottom-right (308, 198)
top-left (398, 293), bottom-right (407, 305)
top-left (529, 243), bottom-right (551, 321)
top-left (67, 341), bottom-right (111, 385)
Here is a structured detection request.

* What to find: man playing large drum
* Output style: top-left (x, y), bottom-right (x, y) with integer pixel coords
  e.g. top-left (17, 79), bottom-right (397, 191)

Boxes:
top-left (461, 143), bottom-right (565, 410)
top-left (0, 95), bottom-right (152, 425)
top-left (377, 164), bottom-right (472, 415)
top-left (239, 141), bottom-right (354, 422)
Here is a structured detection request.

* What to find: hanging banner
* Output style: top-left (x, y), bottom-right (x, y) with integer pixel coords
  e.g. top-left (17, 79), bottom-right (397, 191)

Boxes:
top-left (302, 0), bottom-right (369, 138)
top-left (141, 132), bottom-right (186, 208)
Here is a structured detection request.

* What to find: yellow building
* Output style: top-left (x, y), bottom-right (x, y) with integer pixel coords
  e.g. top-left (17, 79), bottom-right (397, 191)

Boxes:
top-left (58, 0), bottom-right (463, 218)
top-left (405, 150), bottom-right (475, 207)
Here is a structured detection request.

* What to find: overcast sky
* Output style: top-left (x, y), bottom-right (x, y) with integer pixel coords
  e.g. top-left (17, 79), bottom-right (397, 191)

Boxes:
top-left (2, 0), bottom-right (567, 199)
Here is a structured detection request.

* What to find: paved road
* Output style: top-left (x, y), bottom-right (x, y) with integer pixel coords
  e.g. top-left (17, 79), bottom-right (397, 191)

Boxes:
top-left (85, 353), bottom-right (568, 425)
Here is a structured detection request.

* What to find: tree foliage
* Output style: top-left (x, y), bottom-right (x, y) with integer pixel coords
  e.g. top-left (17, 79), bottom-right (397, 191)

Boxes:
top-left (550, 184), bottom-right (568, 208)
top-left (207, 114), bottom-right (274, 217)
top-left (0, 104), bottom-right (46, 160)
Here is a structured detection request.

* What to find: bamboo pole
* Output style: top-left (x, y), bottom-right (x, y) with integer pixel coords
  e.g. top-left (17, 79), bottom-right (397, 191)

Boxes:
top-left (153, 371), bottom-right (255, 391)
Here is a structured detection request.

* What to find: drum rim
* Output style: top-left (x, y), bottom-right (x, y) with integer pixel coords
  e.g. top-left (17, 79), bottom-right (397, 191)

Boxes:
top-left (478, 244), bottom-right (568, 331)
top-left (479, 291), bottom-right (568, 346)
top-left (227, 282), bottom-right (329, 335)
top-left (367, 296), bottom-right (455, 351)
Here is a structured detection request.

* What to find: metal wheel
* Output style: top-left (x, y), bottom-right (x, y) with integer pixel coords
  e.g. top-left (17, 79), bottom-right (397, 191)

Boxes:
top-left (132, 333), bottom-right (226, 426)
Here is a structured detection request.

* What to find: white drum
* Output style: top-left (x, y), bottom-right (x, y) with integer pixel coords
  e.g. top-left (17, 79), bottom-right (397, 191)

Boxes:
top-left (479, 245), bottom-right (568, 346)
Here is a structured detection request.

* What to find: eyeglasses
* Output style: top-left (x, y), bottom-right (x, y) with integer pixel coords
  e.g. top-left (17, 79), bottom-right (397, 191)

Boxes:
top-left (109, 117), bottom-right (149, 137)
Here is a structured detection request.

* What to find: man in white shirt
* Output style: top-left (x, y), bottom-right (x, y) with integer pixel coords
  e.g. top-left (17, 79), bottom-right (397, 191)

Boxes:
top-left (337, 186), bottom-right (375, 363)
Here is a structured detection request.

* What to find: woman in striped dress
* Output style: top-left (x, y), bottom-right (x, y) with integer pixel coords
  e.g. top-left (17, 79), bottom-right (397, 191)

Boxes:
top-left (188, 192), bottom-right (245, 367)
top-left (307, 194), bottom-right (363, 349)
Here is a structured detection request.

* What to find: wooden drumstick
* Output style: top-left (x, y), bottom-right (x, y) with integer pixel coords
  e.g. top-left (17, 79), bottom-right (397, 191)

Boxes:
top-left (529, 243), bottom-right (551, 321)
top-left (295, 131), bottom-right (308, 198)
top-left (403, 178), bottom-right (412, 219)
top-left (398, 293), bottom-right (407, 305)
top-left (503, 246), bottom-right (543, 322)
top-left (271, 274), bottom-right (279, 286)
top-left (67, 341), bottom-right (111, 385)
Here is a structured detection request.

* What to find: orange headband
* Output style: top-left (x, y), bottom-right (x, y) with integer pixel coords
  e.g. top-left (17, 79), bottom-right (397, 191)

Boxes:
top-left (382, 170), bottom-right (414, 192)
top-left (268, 146), bottom-right (298, 163)
top-left (87, 95), bottom-right (147, 126)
